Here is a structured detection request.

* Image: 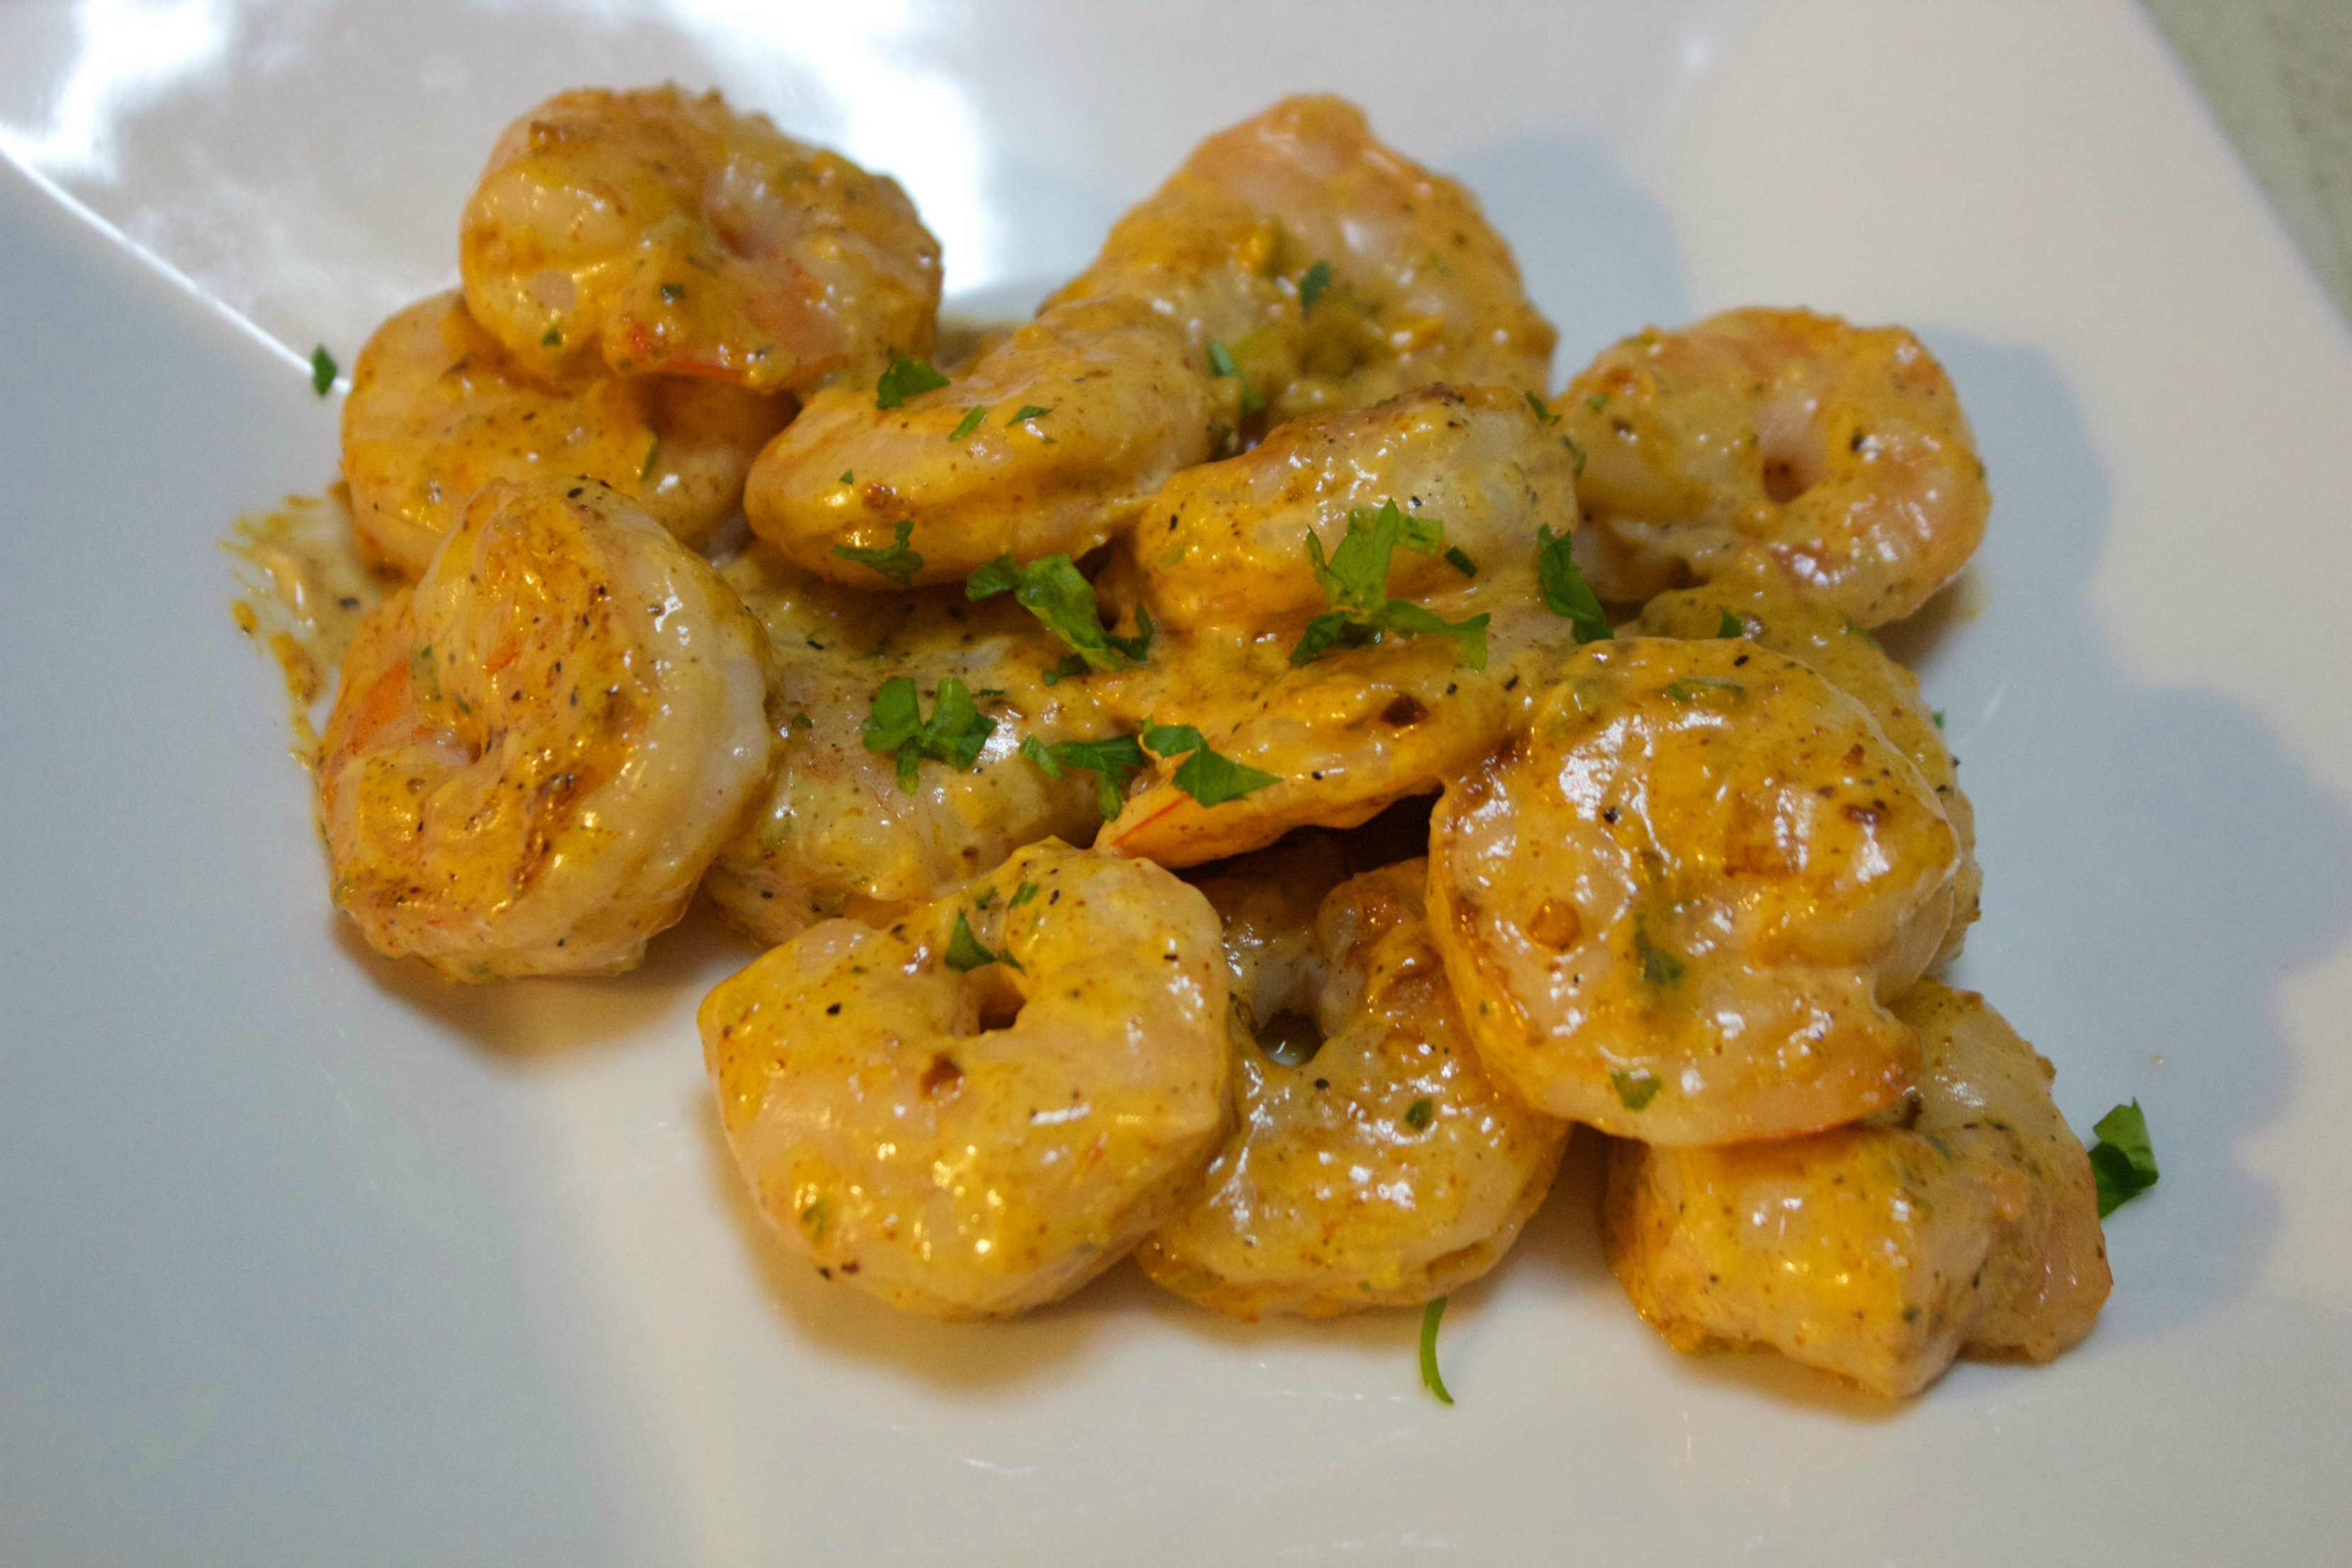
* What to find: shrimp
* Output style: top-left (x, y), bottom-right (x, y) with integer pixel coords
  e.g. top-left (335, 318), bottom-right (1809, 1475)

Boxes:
top-left (1603, 979), bottom-right (2111, 1396)
top-left (1558, 308), bottom-right (1988, 626)
top-left (342, 291), bottom-right (790, 576)
top-left (1138, 856), bottom-right (1569, 1319)
top-left (1638, 576), bottom-right (1980, 962)
top-left (459, 86), bottom-right (941, 394)
top-left (702, 545), bottom-right (1119, 945)
top-left (317, 478), bottom-right (774, 980)
top-left (742, 296), bottom-right (1219, 586)
top-left (1091, 386), bottom-right (1583, 866)
top-left (699, 840), bottom-right (1231, 1318)
top-left (1427, 637), bottom-right (1964, 1144)
top-left (1051, 94), bottom-right (1556, 431)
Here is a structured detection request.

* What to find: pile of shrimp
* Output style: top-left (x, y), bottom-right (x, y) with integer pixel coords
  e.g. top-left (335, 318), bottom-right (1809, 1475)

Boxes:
top-left (296, 84), bottom-right (2112, 1400)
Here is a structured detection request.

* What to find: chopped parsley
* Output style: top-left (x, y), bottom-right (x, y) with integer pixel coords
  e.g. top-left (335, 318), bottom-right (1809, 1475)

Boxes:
top-left (1444, 546), bottom-right (1478, 578)
top-left (1039, 653), bottom-right (1091, 686)
top-left (1404, 1097), bottom-right (1436, 1131)
top-left (1419, 1297), bottom-right (1455, 1405)
top-left (861, 675), bottom-right (996, 793)
top-left (1839, 613), bottom-right (1883, 649)
top-left (1009, 880), bottom-right (1041, 908)
top-left (308, 345), bottom-right (337, 396)
top-left (1298, 259), bottom-right (1332, 310)
top-left (944, 908), bottom-right (1020, 972)
top-left (1665, 677), bottom-right (1743, 702)
top-left (948, 404), bottom-right (987, 441)
top-left (2089, 1100), bottom-right (2158, 1217)
top-left (1633, 917), bottom-right (1685, 985)
top-left (659, 281), bottom-right (685, 303)
top-left (834, 520), bottom-right (924, 586)
top-left (1020, 731), bottom-right (1150, 817)
top-left (789, 711), bottom-right (813, 730)
top-left (1717, 608), bottom-right (1744, 638)
top-left (1206, 337), bottom-right (1265, 413)
top-left (639, 435), bottom-right (662, 482)
top-left (1536, 524), bottom-right (1611, 644)
top-left (1559, 432), bottom-right (1586, 476)
top-left (1523, 390), bottom-right (1559, 427)
top-left (1288, 500), bottom-right (1488, 671)
top-left (967, 553), bottom-right (1154, 672)
top-left (1008, 404), bottom-right (1053, 425)
top-left (1141, 719), bottom-right (1279, 807)
top-left (1932, 709), bottom-right (1947, 730)
top-left (839, 470), bottom-right (856, 486)
top-left (1584, 391), bottom-right (1606, 413)
top-left (1610, 1068), bottom-right (1662, 1111)
top-left (875, 354), bottom-right (951, 409)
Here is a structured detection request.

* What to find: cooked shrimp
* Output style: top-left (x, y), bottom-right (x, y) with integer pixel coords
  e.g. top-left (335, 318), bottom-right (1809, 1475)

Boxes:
top-left (317, 478), bottom-right (775, 980)
top-left (1639, 577), bottom-right (1980, 962)
top-left (342, 291), bottom-right (790, 576)
top-left (1138, 856), bottom-right (1569, 1319)
top-left (1051, 94), bottom-right (1555, 432)
top-left (1428, 637), bottom-right (1962, 1144)
top-left (1131, 384), bottom-right (1580, 634)
top-left (459, 86), bottom-right (941, 394)
top-left (702, 545), bottom-right (1117, 945)
top-left (1603, 978), bottom-right (2111, 1396)
top-left (1559, 308), bottom-right (1987, 625)
top-left (700, 840), bottom-right (1231, 1318)
top-left (743, 297), bottom-right (1219, 586)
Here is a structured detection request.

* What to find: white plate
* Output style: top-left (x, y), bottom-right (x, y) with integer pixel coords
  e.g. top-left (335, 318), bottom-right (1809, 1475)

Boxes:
top-left (4, 2), bottom-right (2349, 1562)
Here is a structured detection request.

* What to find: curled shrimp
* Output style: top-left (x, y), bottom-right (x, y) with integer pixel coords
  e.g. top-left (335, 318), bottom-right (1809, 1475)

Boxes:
top-left (700, 840), bottom-right (1231, 1318)
top-left (1638, 576), bottom-right (1980, 963)
top-left (1558, 308), bottom-right (1988, 625)
top-left (1138, 853), bottom-right (1569, 1319)
top-left (1428, 637), bottom-right (1964, 1144)
top-left (743, 296), bottom-right (1219, 586)
top-left (459, 86), bottom-right (941, 394)
top-left (1603, 979), bottom-right (2111, 1396)
top-left (1052, 94), bottom-right (1556, 430)
top-left (342, 291), bottom-right (790, 576)
top-left (316, 478), bottom-right (775, 980)
top-left (702, 545), bottom-right (1121, 945)
top-left (1090, 386), bottom-right (1582, 866)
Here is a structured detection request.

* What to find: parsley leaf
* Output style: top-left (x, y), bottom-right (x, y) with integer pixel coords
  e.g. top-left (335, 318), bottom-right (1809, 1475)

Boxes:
top-left (1299, 259), bottom-right (1332, 309)
top-left (875, 354), bottom-right (951, 409)
top-left (834, 520), bottom-right (924, 586)
top-left (1633, 917), bottom-right (1685, 985)
top-left (1444, 546), bottom-right (1478, 578)
top-left (967, 553), bottom-right (1153, 672)
top-left (1021, 731), bottom-right (1149, 817)
top-left (861, 675), bottom-right (996, 793)
top-left (639, 435), bottom-right (661, 482)
top-left (1537, 524), bottom-right (1612, 644)
top-left (1584, 391), bottom-right (1606, 413)
top-left (1207, 337), bottom-right (1265, 413)
top-left (1008, 404), bottom-right (1053, 425)
top-left (839, 469), bottom-right (856, 485)
top-left (1040, 653), bottom-right (1090, 686)
top-left (1419, 1297), bottom-right (1455, 1405)
top-left (309, 345), bottom-right (337, 396)
top-left (1140, 719), bottom-right (1279, 807)
top-left (1524, 390), bottom-right (1559, 426)
top-left (1009, 880), bottom-right (1041, 908)
top-left (948, 405), bottom-right (987, 441)
top-left (1404, 1097), bottom-right (1435, 1131)
top-left (1665, 677), bottom-right (1743, 703)
top-left (1288, 500), bottom-right (1486, 670)
top-left (1559, 432), bottom-right (1586, 476)
top-left (1932, 709), bottom-right (1947, 730)
top-left (1610, 1068), bottom-right (1662, 1111)
top-left (1718, 608), bottom-right (1744, 638)
top-left (2089, 1100), bottom-right (2158, 1217)
top-left (944, 909), bottom-right (1020, 972)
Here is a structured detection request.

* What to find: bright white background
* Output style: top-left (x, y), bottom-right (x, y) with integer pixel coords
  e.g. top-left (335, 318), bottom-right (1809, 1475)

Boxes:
top-left (1, 3), bottom-right (2346, 1562)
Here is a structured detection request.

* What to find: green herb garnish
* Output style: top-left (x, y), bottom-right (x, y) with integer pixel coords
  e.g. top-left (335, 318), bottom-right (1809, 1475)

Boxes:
top-left (1009, 880), bottom-right (1041, 908)
top-left (1633, 918), bottom-right (1685, 985)
top-left (1298, 259), bottom-right (1331, 309)
top-left (1444, 546), bottom-right (1478, 578)
top-left (944, 908), bottom-right (1020, 972)
top-left (2089, 1100), bottom-right (2158, 1217)
top-left (1419, 1297), bottom-right (1455, 1405)
top-left (1206, 337), bottom-right (1264, 413)
top-left (1536, 523), bottom-right (1611, 644)
top-left (659, 281), bottom-right (684, 303)
top-left (1008, 404), bottom-right (1053, 425)
top-left (861, 675), bottom-right (996, 793)
top-left (875, 354), bottom-right (951, 409)
top-left (1932, 709), bottom-right (1947, 730)
top-left (948, 405), bottom-right (987, 441)
top-left (1404, 1097), bottom-right (1435, 1131)
top-left (1288, 500), bottom-right (1487, 671)
top-left (1610, 1068), bottom-right (1662, 1111)
top-left (1039, 653), bottom-right (1091, 687)
top-left (309, 345), bottom-right (337, 396)
top-left (1717, 608), bottom-right (1743, 638)
top-left (1584, 391), bottom-right (1606, 413)
top-left (1020, 731), bottom-right (1150, 817)
top-left (1524, 390), bottom-right (1559, 427)
top-left (1665, 677), bottom-right (1743, 702)
top-left (833, 520), bottom-right (924, 586)
top-left (1559, 433), bottom-right (1586, 476)
top-left (1141, 719), bottom-right (1279, 807)
top-left (967, 553), bottom-right (1154, 672)
top-left (639, 435), bottom-right (661, 482)
top-left (839, 470), bottom-right (856, 486)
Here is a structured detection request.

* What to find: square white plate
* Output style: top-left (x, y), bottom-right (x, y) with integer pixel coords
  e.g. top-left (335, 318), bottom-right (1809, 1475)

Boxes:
top-left (4, 2), bottom-right (2348, 1562)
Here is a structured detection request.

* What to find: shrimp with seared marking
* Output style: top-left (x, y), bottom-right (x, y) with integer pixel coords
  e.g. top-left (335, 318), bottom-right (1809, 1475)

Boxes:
top-left (1139, 853), bottom-right (1569, 1319)
top-left (1428, 637), bottom-right (1962, 1144)
top-left (702, 545), bottom-right (1118, 945)
top-left (1639, 576), bottom-right (1980, 961)
top-left (1053, 94), bottom-right (1556, 431)
top-left (744, 297), bottom-right (1219, 586)
top-left (700, 841), bottom-right (1231, 1318)
top-left (317, 478), bottom-right (775, 979)
top-left (1091, 386), bottom-right (1582, 866)
top-left (342, 291), bottom-right (790, 576)
top-left (1559, 308), bottom-right (1987, 625)
top-left (459, 86), bottom-right (941, 394)
top-left (1603, 978), bottom-right (2111, 1396)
